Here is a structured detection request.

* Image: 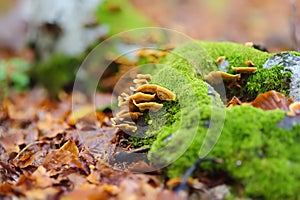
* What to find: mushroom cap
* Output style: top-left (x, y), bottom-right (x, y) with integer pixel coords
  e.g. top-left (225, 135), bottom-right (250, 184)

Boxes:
top-left (133, 79), bottom-right (149, 85)
top-left (289, 102), bottom-right (300, 115)
top-left (231, 66), bottom-right (257, 74)
top-left (117, 111), bottom-right (143, 121)
top-left (204, 71), bottom-right (241, 84)
top-left (113, 123), bottom-right (137, 132)
top-left (135, 84), bottom-right (176, 101)
top-left (156, 86), bottom-right (176, 101)
top-left (133, 100), bottom-right (163, 112)
top-left (130, 92), bottom-right (156, 103)
top-left (216, 56), bottom-right (226, 64)
top-left (135, 84), bottom-right (158, 94)
top-left (245, 60), bottom-right (255, 67)
top-left (136, 74), bottom-right (152, 80)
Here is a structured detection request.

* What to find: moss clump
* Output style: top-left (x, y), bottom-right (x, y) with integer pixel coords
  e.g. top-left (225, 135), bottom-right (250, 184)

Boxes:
top-left (146, 42), bottom-right (224, 174)
top-left (199, 41), bottom-right (271, 69)
top-left (204, 106), bottom-right (300, 199)
top-left (244, 65), bottom-right (291, 99)
top-left (141, 41), bottom-right (300, 199)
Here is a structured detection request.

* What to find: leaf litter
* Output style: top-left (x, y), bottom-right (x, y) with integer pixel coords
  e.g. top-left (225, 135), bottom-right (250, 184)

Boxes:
top-left (0, 87), bottom-right (194, 200)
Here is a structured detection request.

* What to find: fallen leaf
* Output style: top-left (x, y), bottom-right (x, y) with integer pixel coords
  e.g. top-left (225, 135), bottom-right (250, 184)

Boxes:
top-left (251, 90), bottom-right (292, 111)
top-left (31, 166), bottom-right (54, 188)
top-left (60, 139), bottom-right (79, 158)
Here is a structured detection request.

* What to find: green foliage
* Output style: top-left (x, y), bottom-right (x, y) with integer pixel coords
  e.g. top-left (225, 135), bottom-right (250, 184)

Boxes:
top-left (245, 65), bottom-right (291, 99)
top-left (30, 54), bottom-right (82, 98)
top-left (97, 0), bottom-right (153, 36)
top-left (0, 58), bottom-right (30, 100)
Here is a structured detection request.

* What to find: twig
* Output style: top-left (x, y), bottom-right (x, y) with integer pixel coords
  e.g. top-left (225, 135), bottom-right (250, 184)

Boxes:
top-left (175, 157), bottom-right (222, 193)
top-left (13, 141), bottom-right (46, 161)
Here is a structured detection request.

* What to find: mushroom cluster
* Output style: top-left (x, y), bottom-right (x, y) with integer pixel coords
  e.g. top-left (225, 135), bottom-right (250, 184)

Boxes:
top-left (111, 74), bottom-right (176, 133)
top-left (204, 58), bottom-right (257, 88)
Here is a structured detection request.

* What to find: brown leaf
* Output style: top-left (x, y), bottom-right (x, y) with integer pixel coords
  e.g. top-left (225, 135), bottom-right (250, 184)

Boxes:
top-left (61, 184), bottom-right (109, 200)
top-left (251, 90), bottom-right (293, 111)
top-left (156, 190), bottom-right (185, 200)
top-left (226, 96), bottom-right (242, 107)
top-left (67, 173), bottom-right (88, 188)
top-left (31, 166), bottom-right (54, 188)
top-left (0, 183), bottom-right (24, 197)
top-left (1, 130), bottom-right (24, 154)
top-left (42, 149), bottom-right (84, 173)
top-left (17, 151), bottom-right (35, 168)
top-left (60, 139), bottom-right (79, 158)
top-left (23, 188), bottom-right (60, 200)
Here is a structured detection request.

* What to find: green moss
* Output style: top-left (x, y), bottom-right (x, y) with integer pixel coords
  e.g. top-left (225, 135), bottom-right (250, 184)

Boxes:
top-left (97, 0), bottom-right (153, 36)
top-left (115, 41), bottom-right (300, 198)
top-left (205, 106), bottom-right (300, 199)
top-left (198, 41), bottom-right (271, 70)
top-left (146, 42), bottom-right (224, 175)
top-left (244, 65), bottom-right (291, 99)
top-left (137, 41), bottom-right (300, 199)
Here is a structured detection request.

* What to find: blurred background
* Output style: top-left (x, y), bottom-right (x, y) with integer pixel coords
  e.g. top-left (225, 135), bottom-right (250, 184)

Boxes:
top-left (0, 0), bottom-right (299, 98)
top-left (0, 0), bottom-right (299, 58)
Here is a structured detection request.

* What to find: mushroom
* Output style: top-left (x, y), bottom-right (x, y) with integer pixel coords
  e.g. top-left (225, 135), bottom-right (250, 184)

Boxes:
top-left (113, 123), bottom-right (137, 132)
top-left (135, 84), bottom-right (176, 101)
top-left (231, 66), bottom-right (257, 74)
top-left (133, 100), bottom-right (163, 112)
top-left (135, 84), bottom-right (158, 94)
top-left (130, 92), bottom-right (156, 103)
top-left (245, 60), bottom-right (255, 67)
top-left (156, 86), bottom-right (176, 101)
top-left (204, 71), bottom-right (241, 87)
top-left (136, 74), bottom-right (152, 81)
top-left (216, 56), bottom-right (226, 64)
top-left (289, 102), bottom-right (300, 116)
top-left (117, 111), bottom-right (143, 121)
top-left (111, 73), bottom-right (176, 138)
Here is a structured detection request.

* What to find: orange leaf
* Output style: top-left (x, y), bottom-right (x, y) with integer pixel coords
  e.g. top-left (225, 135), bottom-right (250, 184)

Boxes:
top-left (60, 139), bottom-right (79, 158)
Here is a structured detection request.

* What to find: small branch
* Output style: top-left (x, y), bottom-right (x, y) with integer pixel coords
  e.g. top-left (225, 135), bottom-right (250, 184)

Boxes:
top-left (13, 141), bottom-right (46, 161)
top-left (175, 157), bottom-right (222, 193)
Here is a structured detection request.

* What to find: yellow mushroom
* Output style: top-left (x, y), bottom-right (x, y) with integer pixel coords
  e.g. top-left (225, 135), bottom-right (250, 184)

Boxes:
top-left (289, 102), bottom-right (300, 115)
top-left (204, 71), bottom-right (241, 85)
top-left (113, 123), bottom-right (137, 132)
top-left (156, 86), bottom-right (176, 101)
top-left (130, 92), bottom-right (156, 103)
top-left (135, 84), bottom-right (158, 94)
top-left (216, 56), bottom-right (226, 64)
top-left (136, 74), bottom-right (152, 80)
top-left (245, 60), bottom-right (255, 67)
top-left (231, 66), bottom-right (257, 74)
top-left (117, 111), bottom-right (143, 121)
top-left (133, 100), bottom-right (163, 112)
